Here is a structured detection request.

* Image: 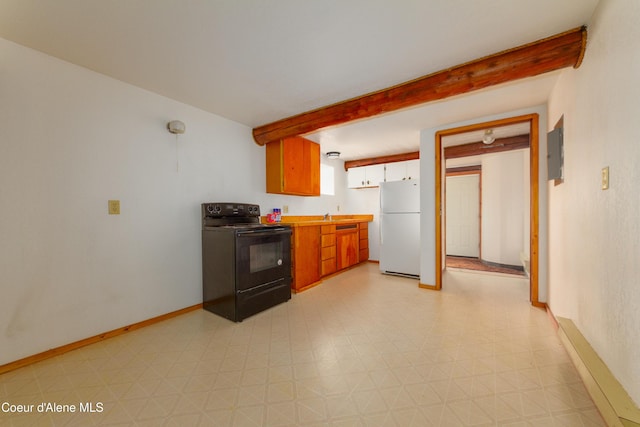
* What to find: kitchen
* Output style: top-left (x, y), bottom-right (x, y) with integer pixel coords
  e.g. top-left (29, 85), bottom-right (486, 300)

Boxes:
top-left (0, 37), bottom-right (538, 360)
top-left (0, 3), bottom-right (584, 363)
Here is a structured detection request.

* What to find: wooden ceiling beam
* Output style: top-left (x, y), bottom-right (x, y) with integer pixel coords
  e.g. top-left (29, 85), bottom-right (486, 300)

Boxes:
top-left (252, 27), bottom-right (587, 146)
top-left (343, 151), bottom-right (419, 171)
top-left (444, 134), bottom-right (530, 159)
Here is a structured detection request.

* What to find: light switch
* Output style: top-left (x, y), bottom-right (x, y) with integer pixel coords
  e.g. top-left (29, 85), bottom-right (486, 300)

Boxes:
top-left (601, 167), bottom-right (609, 190)
top-left (108, 200), bottom-right (120, 215)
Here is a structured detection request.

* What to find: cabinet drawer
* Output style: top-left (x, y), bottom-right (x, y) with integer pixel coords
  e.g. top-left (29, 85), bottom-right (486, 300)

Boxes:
top-left (321, 258), bottom-right (336, 276)
top-left (321, 225), bottom-right (336, 234)
top-left (358, 238), bottom-right (368, 250)
top-left (321, 246), bottom-right (336, 260)
top-left (359, 248), bottom-right (369, 262)
top-left (321, 234), bottom-right (336, 247)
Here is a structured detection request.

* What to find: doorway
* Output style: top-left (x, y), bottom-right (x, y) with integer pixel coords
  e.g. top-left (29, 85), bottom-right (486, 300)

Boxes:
top-left (434, 114), bottom-right (542, 307)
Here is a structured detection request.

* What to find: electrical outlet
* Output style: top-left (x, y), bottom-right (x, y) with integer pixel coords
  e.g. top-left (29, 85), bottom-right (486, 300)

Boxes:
top-left (108, 200), bottom-right (120, 215)
top-left (282, 205), bottom-right (289, 213)
top-left (601, 167), bottom-right (609, 190)
top-left (337, 205), bottom-right (340, 212)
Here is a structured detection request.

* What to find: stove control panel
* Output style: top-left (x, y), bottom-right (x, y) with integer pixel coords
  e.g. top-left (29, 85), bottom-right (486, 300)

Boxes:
top-left (202, 202), bottom-right (260, 218)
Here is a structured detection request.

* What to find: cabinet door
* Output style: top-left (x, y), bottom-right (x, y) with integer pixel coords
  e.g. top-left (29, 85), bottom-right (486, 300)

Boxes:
top-left (347, 167), bottom-right (367, 188)
top-left (384, 162), bottom-right (406, 182)
top-left (282, 137), bottom-right (320, 195)
top-left (292, 226), bottom-right (320, 291)
top-left (336, 230), bottom-right (359, 270)
top-left (405, 159), bottom-right (420, 181)
top-left (266, 137), bottom-right (320, 196)
top-left (364, 164), bottom-right (385, 187)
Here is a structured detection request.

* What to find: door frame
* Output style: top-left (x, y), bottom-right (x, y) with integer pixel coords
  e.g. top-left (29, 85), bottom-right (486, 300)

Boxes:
top-left (434, 113), bottom-right (542, 307)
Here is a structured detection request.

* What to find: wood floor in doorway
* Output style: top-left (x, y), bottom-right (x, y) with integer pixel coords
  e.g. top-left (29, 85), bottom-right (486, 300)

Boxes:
top-left (446, 255), bottom-right (525, 276)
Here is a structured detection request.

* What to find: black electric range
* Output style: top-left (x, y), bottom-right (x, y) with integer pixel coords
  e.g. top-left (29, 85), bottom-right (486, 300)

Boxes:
top-left (201, 202), bottom-right (291, 322)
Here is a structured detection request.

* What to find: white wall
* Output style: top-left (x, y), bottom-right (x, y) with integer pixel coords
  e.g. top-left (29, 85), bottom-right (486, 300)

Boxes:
top-left (0, 38), bottom-right (349, 365)
top-left (481, 150), bottom-right (526, 266)
top-left (547, 0), bottom-right (640, 404)
top-left (345, 187), bottom-right (381, 261)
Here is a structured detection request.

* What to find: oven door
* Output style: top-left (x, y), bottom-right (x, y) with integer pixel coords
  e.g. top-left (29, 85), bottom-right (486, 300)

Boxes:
top-left (235, 227), bottom-right (292, 291)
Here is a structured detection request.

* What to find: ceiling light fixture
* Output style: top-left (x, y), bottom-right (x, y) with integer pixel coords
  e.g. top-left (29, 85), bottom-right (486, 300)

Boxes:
top-left (482, 129), bottom-right (495, 145)
top-left (326, 151), bottom-right (341, 159)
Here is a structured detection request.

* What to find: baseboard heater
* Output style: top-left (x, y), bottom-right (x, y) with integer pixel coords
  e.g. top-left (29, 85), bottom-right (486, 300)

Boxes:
top-left (382, 271), bottom-right (420, 279)
top-left (557, 317), bottom-right (640, 426)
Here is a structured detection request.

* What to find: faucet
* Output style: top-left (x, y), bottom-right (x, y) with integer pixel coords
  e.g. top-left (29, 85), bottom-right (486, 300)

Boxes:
top-left (324, 213), bottom-right (331, 221)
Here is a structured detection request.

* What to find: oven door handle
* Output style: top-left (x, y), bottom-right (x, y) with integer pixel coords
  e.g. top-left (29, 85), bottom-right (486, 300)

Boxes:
top-left (237, 277), bottom-right (286, 294)
top-left (236, 228), bottom-right (291, 237)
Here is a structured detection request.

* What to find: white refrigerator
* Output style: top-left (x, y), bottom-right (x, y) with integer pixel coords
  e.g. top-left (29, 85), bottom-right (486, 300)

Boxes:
top-left (379, 180), bottom-right (420, 278)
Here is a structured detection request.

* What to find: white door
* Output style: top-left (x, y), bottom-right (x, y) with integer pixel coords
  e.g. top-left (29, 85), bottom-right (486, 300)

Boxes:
top-left (446, 174), bottom-right (480, 257)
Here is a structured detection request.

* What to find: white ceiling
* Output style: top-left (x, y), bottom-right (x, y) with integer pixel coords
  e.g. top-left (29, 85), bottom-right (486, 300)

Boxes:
top-left (0, 0), bottom-right (598, 160)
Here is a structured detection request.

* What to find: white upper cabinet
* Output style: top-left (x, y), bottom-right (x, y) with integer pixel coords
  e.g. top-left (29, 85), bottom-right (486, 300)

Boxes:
top-left (405, 159), bottom-right (420, 181)
top-left (347, 164), bottom-right (386, 188)
top-left (347, 159), bottom-right (419, 188)
top-left (384, 159), bottom-right (420, 182)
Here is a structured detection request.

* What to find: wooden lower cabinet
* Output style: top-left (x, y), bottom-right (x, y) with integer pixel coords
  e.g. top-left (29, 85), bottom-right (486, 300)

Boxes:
top-left (291, 226), bottom-right (320, 292)
top-left (290, 220), bottom-right (371, 292)
top-left (336, 224), bottom-right (360, 270)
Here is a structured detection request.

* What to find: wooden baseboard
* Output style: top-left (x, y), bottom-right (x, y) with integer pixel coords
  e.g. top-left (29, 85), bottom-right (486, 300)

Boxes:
top-left (556, 317), bottom-right (640, 427)
top-left (419, 283), bottom-right (438, 290)
top-left (0, 303), bottom-right (202, 375)
top-left (546, 305), bottom-right (559, 330)
top-left (292, 280), bottom-right (323, 293)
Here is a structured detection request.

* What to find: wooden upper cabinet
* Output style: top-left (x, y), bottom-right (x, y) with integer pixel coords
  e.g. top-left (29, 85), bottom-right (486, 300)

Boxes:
top-left (266, 136), bottom-right (320, 196)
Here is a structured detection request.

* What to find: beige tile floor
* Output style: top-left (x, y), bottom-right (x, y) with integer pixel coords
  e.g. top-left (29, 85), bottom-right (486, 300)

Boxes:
top-left (0, 263), bottom-right (605, 426)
